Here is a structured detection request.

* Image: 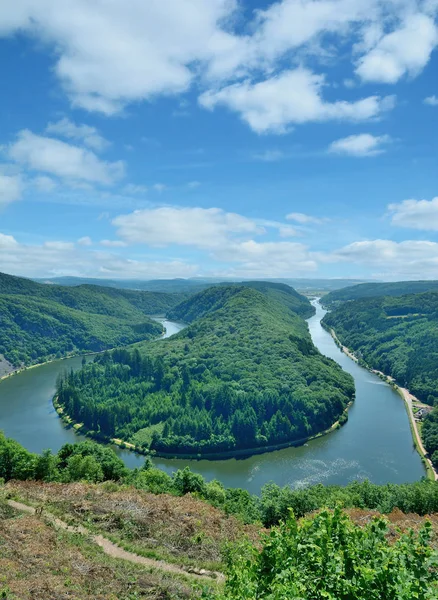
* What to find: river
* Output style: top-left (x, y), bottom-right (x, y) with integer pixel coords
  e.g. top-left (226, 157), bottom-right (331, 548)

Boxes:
top-left (0, 304), bottom-right (425, 493)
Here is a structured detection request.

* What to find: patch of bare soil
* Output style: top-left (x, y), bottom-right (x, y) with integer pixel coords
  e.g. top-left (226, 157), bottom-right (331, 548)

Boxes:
top-left (5, 481), bottom-right (261, 571)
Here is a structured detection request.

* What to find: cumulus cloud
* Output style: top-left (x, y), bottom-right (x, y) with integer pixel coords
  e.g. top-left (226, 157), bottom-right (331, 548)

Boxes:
top-left (329, 133), bottom-right (391, 156)
top-left (356, 14), bottom-right (438, 83)
top-left (0, 174), bottom-right (22, 206)
top-left (424, 95), bottom-right (438, 105)
top-left (213, 240), bottom-right (317, 277)
top-left (0, 0), bottom-right (235, 114)
top-left (329, 239), bottom-right (438, 279)
top-left (46, 118), bottom-right (110, 151)
top-left (0, 0), bottom-right (432, 132)
top-left (0, 233), bottom-right (198, 279)
top-left (388, 197), bottom-right (438, 230)
top-left (200, 69), bottom-right (395, 133)
top-left (9, 130), bottom-right (124, 185)
top-left (113, 206), bottom-right (263, 249)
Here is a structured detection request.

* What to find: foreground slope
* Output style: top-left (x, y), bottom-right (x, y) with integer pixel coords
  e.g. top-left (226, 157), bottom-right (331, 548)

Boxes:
top-left (0, 271), bottom-right (184, 368)
top-left (58, 286), bottom-right (354, 455)
top-left (323, 280), bottom-right (438, 307)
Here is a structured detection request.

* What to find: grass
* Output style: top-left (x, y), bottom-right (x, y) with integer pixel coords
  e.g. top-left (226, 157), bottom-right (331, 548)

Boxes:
top-left (130, 424), bottom-right (165, 447)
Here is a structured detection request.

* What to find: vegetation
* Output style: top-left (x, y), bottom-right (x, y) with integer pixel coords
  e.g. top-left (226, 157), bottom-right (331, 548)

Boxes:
top-left (323, 291), bottom-right (438, 470)
top-left (2, 433), bottom-right (438, 526)
top-left (0, 271), bottom-right (185, 367)
top-left (323, 280), bottom-right (438, 307)
top-left (323, 292), bottom-right (438, 406)
top-left (57, 286), bottom-right (354, 455)
top-left (172, 280), bottom-right (315, 320)
top-left (217, 507), bottom-right (438, 600)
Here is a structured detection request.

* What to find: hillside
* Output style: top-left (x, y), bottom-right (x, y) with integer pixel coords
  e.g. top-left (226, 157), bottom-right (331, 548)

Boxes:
top-left (57, 286), bottom-right (354, 456)
top-left (167, 282), bottom-right (315, 322)
top-left (323, 280), bottom-right (438, 306)
top-left (0, 271), bottom-right (185, 369)
top-left (1, 435), bottom-right (437, 599)
top-left (323, 292), bottom-right (438, 469)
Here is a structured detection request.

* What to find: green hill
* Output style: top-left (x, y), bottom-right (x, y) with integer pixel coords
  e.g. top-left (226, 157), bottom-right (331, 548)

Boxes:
top-left (323, 280), bottom-right (438, 307)
top-left (0, 272), bottom-right (185, 368)
top-left (323, 292), bottom-right (438, 469)
top-left (57, 286), bottom-right (353, 456)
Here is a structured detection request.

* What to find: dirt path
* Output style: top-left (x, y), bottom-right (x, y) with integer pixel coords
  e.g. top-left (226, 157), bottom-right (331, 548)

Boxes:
top-left (7, 499), bottom-right (224, 581)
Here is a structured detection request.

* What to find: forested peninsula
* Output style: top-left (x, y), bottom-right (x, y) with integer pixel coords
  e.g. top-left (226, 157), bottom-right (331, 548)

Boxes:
top-left (323, 291), bottom-right (438, 469)
top-left (57, 285), bottom-right (354, 457)
top-left (0, 272), bottom-right (185, 369)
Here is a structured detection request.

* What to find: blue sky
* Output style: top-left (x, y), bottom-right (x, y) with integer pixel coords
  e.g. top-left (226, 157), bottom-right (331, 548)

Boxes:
top-left (0, 0), bottom-right (437, 281)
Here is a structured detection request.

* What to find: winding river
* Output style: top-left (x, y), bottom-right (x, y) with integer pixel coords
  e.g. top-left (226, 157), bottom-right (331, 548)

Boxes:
top-left (0, 304), bottom-right (425, 493)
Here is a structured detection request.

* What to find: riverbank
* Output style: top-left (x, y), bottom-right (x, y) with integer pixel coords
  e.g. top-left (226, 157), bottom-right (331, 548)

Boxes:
top-left (326, 326), bottom-right (437, 482)
top-left (53, 394), bottom-right (353, 461)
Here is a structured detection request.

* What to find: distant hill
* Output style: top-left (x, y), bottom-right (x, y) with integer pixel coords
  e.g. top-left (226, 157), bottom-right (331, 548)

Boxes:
top-left (34, 275), bottom-right (370, 295)
top-left (323, 280), bottom-right (438, 306)
top-left (171, 281), bottom-right (314, 321)
top-left (0, 272), bottom-right (185, 368)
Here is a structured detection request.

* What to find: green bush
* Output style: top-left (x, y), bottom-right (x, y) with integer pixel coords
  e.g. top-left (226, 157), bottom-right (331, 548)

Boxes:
top-left (217, 507), bottom-right (438, 600)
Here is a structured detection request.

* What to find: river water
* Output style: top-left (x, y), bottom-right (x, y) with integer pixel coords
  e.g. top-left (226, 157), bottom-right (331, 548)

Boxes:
top-left (0, 304), bottom-right (425, 493)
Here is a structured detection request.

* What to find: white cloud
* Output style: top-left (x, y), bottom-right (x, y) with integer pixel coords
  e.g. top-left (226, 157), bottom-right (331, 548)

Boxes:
top-left (0, 0), bottom-right (236, 114)
top-left (356, 14), bottom-right (438, 83)
top-left (200, 69), bottom-right (395, 133)
top-left (33, 175), bottom-right (57, 192)
top-left (0, 174), bottom-right (22, 206)
top-left (329, 133), bottom-right (391, 156)
top-left (44, 241), bottom-right (75, 251)
top-left (388, 197), bottom-right (438, 230)
top-left (286, 212), bottom-right (325, 225)
top-left (113, 206), bottom-right (263, 249)
top-left (329, 239), bottom-right (438, 279)
top-left (0, 233), bottom-right (198, 279)
top-left (78, 236), bottom-right (92, 246)
top-left (0, 233), bottom-right (18, 248)
top-left (213, 240), bottom-right (317, 277)
top-left (46, 118), bottom-right (110, 151)
top-left (100, 239), bottom-right (127, 248)
top-left (0, 0), bottom-right (431, 133)
top-left (424, 95), bottom-right (438, 105)
top-left (9, 130), bottom-right (124, 185)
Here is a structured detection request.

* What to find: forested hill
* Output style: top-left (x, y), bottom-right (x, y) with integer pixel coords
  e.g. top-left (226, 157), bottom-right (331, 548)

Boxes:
top-left (168, 281), bottom-right (314, 322)
top-left (323, 280), bottom-right (438, 307)
top-left (58, 286), bottom-right (354, 456)
top-left (0, 271), bottom-right (185, 369)
top-left (323, 292), bottom-right (438, 405)
top-left (0, 271), bottom-right (185, 317)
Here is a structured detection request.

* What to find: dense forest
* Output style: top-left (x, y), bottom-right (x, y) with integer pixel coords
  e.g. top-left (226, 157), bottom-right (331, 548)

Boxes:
top-left (323, 280), bottom-right (438, 307)
top-left (171, 280), bottom-right (315, 320)
top-left (57, 285), bottom-right (354, 455)
top-left (0, 271), bottom-right (185, 367)
top-left (323, 291), bottom-right (438, 468)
